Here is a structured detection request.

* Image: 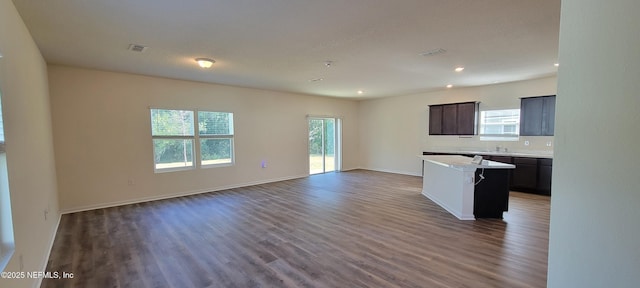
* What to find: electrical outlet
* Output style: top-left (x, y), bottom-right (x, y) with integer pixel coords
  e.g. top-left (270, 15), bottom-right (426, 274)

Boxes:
top-left (524, 140), bottom-right (530, 146)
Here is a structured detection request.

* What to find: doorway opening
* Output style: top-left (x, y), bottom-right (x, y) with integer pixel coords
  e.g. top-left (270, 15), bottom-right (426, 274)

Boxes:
top-left (308, 117), bottom-right (341, 175)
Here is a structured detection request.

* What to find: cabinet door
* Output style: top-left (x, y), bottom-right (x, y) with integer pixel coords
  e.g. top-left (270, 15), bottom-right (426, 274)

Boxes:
top-left (474, 168), bottom-right (510, 218)
top-left (456, 102), bottom-right (476, 135)
top-left (428, 105), bottom-right (443, 135)
top-left (520, 97), bottom-right (544, 136)
top-left (542, 96), bottom-right (556, 136)
top-left (537, 159), bottom-right (553, 195)
top-left (490, 156), bottom-right (513, 186)
top-left (442, 104), bottom-right (458, 135)
top-left (512, 157), bottom-right (538, 190)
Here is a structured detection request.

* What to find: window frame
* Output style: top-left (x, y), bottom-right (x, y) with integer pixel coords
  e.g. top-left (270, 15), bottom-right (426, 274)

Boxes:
top-left (150, 108), bottom-right (196, 173)
top-left (150, 108), bottom-right (235, 173)
top-left (0, 91), bottom-right (15, 272)
top-left (197, 111), bottom-right (235, 168)
top-left (478, 108), bottom-right (521, 141)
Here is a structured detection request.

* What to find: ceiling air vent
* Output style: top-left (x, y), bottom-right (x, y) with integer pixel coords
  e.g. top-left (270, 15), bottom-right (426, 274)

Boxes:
top-left (128, 44), bottom-right (148, 52)
top-left (420, 48), bottom-right (446, 57)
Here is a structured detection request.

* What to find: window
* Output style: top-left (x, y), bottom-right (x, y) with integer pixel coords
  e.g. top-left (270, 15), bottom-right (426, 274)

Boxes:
top-left (0, 91), bottom-right (15, 271)
top-left (151, 109), bottom-right (195, 172)
top-left (479, 109), bottom-right (520, 141)
top-left (150, 109), bottom-right (234, 172)
top-left (198, 111), bottom-right (234, 167)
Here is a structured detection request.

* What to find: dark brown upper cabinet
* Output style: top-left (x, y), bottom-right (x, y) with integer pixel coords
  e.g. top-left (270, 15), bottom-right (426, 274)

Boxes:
top-left (429, 102), bottom-right (478, 135)
top-left (520, 95), bottom-right (556, 136)
top-left (428, 105), bottom-right (443, 135)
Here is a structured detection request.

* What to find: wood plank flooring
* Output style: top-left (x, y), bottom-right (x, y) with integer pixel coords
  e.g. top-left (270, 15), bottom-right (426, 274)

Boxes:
top-left (42, 170), bottom-right (550, 288)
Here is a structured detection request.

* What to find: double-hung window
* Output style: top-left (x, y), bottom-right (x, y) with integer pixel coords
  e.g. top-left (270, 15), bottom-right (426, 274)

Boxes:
top-left (150, 109), bottom-right (234, 172)
top-left (198, 111), bottom-right (234, 167)
top-left (151, 109), bottom-right (195, 172)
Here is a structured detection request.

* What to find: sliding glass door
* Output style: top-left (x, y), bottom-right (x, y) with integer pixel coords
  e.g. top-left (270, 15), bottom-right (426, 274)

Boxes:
top-left (309, 117), bottom-right (339, 174)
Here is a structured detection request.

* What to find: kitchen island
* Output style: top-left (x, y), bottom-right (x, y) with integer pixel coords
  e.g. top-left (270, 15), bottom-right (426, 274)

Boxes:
top-left (419, 155), bottom-right (515, 220)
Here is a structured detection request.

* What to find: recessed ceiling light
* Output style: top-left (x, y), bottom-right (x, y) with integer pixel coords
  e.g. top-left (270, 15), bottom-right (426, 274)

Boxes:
top-left (195, 58), bottom-right (215, 68)
top-left (309, 78), bottom-right (324, 82)
top-left (554, 63), bottom-right (560, 67)
top-left (446, 84), bottom-right (453, 88)
top-left (357, 90), bottom-right (364, 94)
top-left (455, 67), bottom-right (465, 72)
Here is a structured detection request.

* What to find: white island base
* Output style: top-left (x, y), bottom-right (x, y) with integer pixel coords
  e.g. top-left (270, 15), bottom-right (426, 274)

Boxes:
top-left (420, 155), bottom-right (515, 220)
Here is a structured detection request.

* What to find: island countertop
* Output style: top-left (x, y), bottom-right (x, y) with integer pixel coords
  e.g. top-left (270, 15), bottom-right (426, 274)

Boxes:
top-left (418, 155), bottom-right (515, 172)
top-left (423, 149), bottom-right (553, 159)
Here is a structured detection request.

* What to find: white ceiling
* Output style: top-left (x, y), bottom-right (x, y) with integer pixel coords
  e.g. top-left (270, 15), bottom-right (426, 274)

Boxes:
top-left (12, 0), bottom-right (560, 99)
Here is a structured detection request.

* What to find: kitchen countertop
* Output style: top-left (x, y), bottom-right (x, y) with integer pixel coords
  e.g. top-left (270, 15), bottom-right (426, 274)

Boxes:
top-left (423, 149), bottom-right (553, 159)
top-left (419, 155), bottom-right (516, 172)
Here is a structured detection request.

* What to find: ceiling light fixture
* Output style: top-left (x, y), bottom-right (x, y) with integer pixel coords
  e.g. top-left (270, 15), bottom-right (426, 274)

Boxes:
top-left (357, 90), bottom-right (364, 95)
top-left (455, 67), bottom-right (465, 72)
top-left (446, 84), bottom-right (453, 88)
top-left (554, 63), bottom-right (560, 67)
top-left (195, 58), bottom-right (215, 68)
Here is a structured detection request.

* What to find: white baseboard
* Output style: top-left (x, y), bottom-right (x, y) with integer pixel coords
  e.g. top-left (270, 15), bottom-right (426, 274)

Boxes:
top-left (60, 174), bottom-right (309, 214)
top-left (34, 212), bottom-right (61, 288)
top-left (338, 167), bottom-right (362, 172)
top-left (361, 167), bottom-right (422, 177)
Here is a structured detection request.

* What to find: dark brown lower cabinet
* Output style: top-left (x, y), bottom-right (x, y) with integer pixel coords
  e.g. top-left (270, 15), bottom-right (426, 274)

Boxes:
top-left (512, 157), bottom-right (538, 191)
top-left (537, 159), bottom-right (553, 195)
top-left (474, 168), bottom-right (510, 218)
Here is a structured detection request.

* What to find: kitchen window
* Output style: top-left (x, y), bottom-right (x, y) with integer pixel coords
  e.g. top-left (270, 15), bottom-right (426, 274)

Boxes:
top-left (479, 109), bottom-right (520, 141)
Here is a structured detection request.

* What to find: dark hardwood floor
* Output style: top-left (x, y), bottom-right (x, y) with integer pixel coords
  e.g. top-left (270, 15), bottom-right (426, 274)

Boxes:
top-left (42, 170), bottom-right (550, 288)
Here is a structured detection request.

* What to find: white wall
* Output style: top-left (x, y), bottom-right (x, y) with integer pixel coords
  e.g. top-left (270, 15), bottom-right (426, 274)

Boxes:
top-left (358, 76), bottom-right (557, 176)
top-left (48, 66), bottom-right (360, 212)
top-left (547, 1), bottom-right (640, 287)
top-left (0, 2), bottom-right (60, 288)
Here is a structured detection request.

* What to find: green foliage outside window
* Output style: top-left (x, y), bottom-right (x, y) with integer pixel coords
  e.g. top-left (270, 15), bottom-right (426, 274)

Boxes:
top-left (198, 111), bottom-right (234, 164)
top-left (151, 109), bottom-right (194, 167)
